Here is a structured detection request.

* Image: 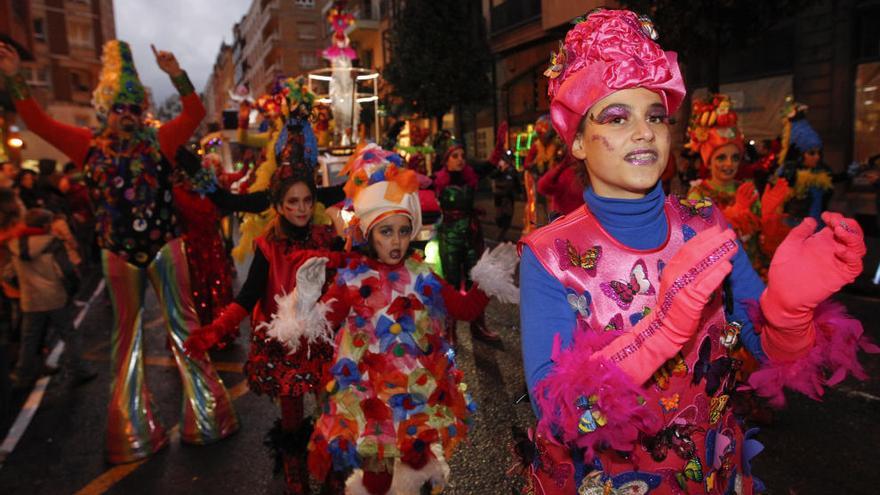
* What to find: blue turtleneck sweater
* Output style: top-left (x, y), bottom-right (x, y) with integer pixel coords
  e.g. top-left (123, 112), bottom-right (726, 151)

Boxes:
top-left (519, 183), bottom-right (766, 406)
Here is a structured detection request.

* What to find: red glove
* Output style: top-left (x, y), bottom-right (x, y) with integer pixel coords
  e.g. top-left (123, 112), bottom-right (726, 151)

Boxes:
top-left (184, 302), bottom-right (249, 356)
top-left (759, 212), bottom-right (866, 361)
top-left (597, 227), bottom-right (738, 383)
top-left (723, 182), bottom-right (760, 236)
top-left (759, 179), bottom-right (791, 256)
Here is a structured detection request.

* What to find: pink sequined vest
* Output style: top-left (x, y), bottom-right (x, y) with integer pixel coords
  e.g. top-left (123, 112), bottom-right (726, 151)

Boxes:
top-left (521, 195), bottom-right (753, 494)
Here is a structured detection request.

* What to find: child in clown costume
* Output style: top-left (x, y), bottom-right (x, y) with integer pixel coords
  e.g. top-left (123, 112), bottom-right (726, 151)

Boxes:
top-left (686, 95), bottom-right (791, 277)
top-left (518, 9), bottom-right (875, 495)
top-left (262, 144), bottom-right (519, 494)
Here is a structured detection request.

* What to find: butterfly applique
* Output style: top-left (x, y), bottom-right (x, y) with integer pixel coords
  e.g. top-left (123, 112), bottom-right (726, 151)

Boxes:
top-left (600, 259), bottom-right (655, 310)
top-left (554, 239), bottom-right (601, 275)
top-left (675, 457), bottom-right (704, 488)
top-left (629, 306), bottom-right (652, 326)
top-left (652, 352), bottom-right (688, 391)
top-left (644, 422), bottom-right (701, 462)
top-left (659, 393), bottom-right (680, 413)
top-left (543, 41), bottom-right (566, 79)
top-left (676, 197), bottom-right (715, 224)
top-left (604, 313), bottom-right (624, 332)
top-left (692, 337), bottom-right (738, 396)
top-left (565, 289), bottom-right (592, 318)
top-left (575, 395), bottom-right (606, 434)
top-left (578, 470), bottom-right (662, 495)
top-left (682, 224), bottom-right (697, 242)
top-left (708, 394), bottom-right (729, 425)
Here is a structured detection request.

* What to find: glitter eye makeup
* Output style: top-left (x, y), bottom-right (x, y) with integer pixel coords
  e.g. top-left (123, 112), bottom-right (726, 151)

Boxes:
top-left (591, 104), bottom-right (631, 125)
top-left (646, 104), bottom-right (669, 123)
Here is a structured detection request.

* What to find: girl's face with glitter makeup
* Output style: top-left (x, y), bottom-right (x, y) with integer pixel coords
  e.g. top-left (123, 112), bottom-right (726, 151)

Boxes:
top-left (570, 88), bottom-right (671, 199)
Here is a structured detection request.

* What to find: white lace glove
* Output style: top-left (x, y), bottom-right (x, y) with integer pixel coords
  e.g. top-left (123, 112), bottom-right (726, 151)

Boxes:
top-left (469, 243), bottom-right (520, 304)
top-left (294, 257), bottom-right (328, 311)
top-left (262, 257), bottom-right (334, 354)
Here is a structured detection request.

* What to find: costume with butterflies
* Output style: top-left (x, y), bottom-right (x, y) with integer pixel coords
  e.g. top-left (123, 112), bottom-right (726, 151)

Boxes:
top-left (517, 10), bottom-right (875, 495)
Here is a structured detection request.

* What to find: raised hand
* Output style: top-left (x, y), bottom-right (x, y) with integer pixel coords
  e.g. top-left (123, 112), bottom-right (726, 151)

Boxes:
top-left (151, 44), bottom-right (182, 77)
top-left (295, 256), bottom-right (330, 309)
top-left (734, 181), bottom-right (758, 209)
top-left (0, 42), bottom-right (22, 76)
top-left (764, 212), bottom-right (864, 323)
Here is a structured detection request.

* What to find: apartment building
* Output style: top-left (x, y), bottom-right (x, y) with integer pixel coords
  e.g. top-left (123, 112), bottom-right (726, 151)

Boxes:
top-left (1, 0), bottom-right (115, 163)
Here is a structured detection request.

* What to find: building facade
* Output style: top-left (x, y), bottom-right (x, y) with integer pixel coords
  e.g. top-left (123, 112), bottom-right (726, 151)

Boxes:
top-left (484, 0), bottom-right (880, 173)
top-left (233, 0), bottom-right (326, 98)
top-left (202, 42), bottom-right (235, 129)
top-left (1, 0), bottom-right (115, 164)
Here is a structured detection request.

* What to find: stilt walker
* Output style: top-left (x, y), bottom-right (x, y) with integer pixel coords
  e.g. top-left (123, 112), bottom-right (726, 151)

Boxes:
top-left (0, 40), bottom-right (239, 464)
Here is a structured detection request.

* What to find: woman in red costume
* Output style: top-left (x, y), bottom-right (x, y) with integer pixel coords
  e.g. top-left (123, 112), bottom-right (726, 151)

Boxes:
top-left (185, 121), bottom-right (344, 493)
top-left (172, 147), bottom-right (271, 326)
top-left (686, 95), bottom-right (790, 278)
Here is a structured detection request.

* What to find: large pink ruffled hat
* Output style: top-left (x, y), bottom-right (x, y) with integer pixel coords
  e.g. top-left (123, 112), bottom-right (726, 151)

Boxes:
top-left (546, 9), bottom-right (686, 147)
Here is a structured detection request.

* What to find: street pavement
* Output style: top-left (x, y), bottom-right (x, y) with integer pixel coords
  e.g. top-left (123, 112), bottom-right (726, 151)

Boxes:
top-left (0, 210), bottom-right (878, 494)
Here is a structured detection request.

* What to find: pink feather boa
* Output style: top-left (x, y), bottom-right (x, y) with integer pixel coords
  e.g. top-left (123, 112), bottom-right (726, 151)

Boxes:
top-left (533, 329), bottom-right (660, 461)
top-left (747, 299), bottom-right (880, 408)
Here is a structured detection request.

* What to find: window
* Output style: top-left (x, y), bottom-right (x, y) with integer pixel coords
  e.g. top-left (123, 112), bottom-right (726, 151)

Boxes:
top-left (293, 0), bottom-right (315, 7)
top-left (33, 18), bottom-right (46, 41)
top-left (23, 66), bottom-right (49, 86)
top-left (300, 52), bottom-right (318, 69)
top-left (68, 20), bottom-right (93, 48)
top-left (298, 22), bottom-right (317, 40)
top-left (70, 71), bottom-right (91, 92)
top-left (854, 62), bottom-right (880, 164)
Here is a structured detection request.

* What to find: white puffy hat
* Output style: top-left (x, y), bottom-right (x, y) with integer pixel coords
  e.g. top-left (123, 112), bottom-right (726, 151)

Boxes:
top-left (353, 181), bottom-right (422, 239)
top-left (342, 143), bottom-right (422, 241)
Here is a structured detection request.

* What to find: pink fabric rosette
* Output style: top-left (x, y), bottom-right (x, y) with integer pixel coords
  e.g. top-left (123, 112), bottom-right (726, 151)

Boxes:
top-left (547, 9), bottom-right (686, 147)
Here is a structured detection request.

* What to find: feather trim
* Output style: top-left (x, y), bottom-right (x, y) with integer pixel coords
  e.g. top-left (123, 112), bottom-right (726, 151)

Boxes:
top-left (390, 444), bottom-right (449, 494)
top-left (344, 470), bottom-right (372, 495)
top-left (469, 243), bottom-right (520, 304)
top-left (259, 290), bottom-right (336, 355)
top-left (747, 299), bottom-right (880, 408)
top-left (533, 332), bottom-right (660, 461)
top-left (343, 444), bottom-right (449, 494)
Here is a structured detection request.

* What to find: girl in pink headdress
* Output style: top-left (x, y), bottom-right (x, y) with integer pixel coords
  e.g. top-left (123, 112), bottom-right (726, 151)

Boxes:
top-left (518, 9), bottom-right (875, 495)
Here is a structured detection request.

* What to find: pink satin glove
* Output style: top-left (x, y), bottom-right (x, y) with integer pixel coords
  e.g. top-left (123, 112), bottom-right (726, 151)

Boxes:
top-left (760, 212), bottom-right (866, 360)
top-left (598, 227), bottom-right (738, 383)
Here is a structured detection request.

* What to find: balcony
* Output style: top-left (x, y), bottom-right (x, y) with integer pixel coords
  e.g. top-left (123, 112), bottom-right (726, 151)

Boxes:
top-left (490, 0), bottom-right (541, 35)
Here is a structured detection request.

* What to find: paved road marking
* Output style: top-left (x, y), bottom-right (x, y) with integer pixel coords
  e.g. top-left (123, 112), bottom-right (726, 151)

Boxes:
top-left (73, 378), bottom-right (251, 495)
top-left (0, 279), bottom-right (106, 468)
